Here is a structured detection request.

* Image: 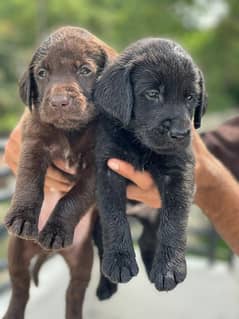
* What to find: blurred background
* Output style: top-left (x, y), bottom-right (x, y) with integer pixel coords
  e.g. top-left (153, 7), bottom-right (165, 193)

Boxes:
top-left (0, 0), bottom-right (239, 132)
top-left (0, 0), bottom-right (239, 318)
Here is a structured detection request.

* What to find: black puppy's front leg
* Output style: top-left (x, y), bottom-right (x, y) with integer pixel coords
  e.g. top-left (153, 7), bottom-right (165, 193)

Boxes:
top-left (38, 169), bottom-right (95, 250)
top-left (149, 163), bottom-right (194, 291)
top-left (4, 139), bottom-right (49, 239)
top-left (96, 162), bottom-right (138, 283)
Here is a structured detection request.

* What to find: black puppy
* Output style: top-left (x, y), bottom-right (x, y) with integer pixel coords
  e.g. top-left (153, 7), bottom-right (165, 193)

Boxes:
top-left (94, 38), bottom-right (207, 291)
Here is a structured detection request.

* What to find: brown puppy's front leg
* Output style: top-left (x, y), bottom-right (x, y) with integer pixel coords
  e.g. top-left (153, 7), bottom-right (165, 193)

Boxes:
top-left (38, 169), bottom-right (95, 250)
top-left (3, 236), bottom-right (41, 319)
top-left (4, 139), bottom-right (50, 239)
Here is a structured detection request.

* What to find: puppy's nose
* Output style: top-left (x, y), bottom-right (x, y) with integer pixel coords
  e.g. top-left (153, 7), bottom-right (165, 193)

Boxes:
top-left (50, 95), bottom-right (72, 108)
top-left (170, 127), bottom-right (190, 139)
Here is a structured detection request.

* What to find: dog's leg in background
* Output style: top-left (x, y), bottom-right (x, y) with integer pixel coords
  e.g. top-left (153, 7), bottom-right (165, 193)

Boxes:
top-left (137, 215), bottom-right (158, 278)
top-left (148, 157), bottom-right (194, 291)
top-left (93, 215), bottom-right (118, 300)
top-left (3, 237), bottom-right (40, 319)
top-left (62, 236), bottom-right (93, 319)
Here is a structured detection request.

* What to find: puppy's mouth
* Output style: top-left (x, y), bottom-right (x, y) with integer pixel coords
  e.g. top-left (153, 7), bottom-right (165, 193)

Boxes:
top-left (136, 130), bottom-right (191, 154)
top-left (39, 102), bottom-right (96, 130)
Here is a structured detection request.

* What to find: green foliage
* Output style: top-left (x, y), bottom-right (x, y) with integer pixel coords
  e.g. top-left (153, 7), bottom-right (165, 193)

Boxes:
top-left (0, 0), bottom-right (238, 132)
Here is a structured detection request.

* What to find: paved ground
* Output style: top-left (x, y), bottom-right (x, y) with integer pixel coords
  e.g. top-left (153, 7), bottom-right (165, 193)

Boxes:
top-left (1, 251), bottom-right (239, 319)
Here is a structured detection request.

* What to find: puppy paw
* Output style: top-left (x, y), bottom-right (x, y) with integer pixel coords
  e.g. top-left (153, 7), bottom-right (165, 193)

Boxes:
top-left (150, 248), bottom-right (187, 291)
top-left (4, 210), bottom-right (38, 240)
top-left (96, 276), bottom-right (118, 301)
top-left (102, 250), bottom-right (139, 283)
top-left (38, 221), bottom-right (74, 250)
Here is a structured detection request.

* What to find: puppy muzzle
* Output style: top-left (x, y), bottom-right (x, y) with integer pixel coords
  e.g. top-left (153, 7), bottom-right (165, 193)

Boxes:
top-left (160, 118), bottom-right (191, 140)
top-left (39, 84), bottom-right (95, 129)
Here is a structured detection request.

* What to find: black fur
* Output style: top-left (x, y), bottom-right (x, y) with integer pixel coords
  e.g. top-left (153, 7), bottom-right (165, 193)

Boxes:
top-left (93, 216), bottom-right (118, 300)
top-left (94, 38), bottom-right (207, 291)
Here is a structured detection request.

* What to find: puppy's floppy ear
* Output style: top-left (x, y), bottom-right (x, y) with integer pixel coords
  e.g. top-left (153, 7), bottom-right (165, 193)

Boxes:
top-left (94, 62), bottom-right (133, 126)
top-left (94, 37), bottom-right (117, 72)
top-left (194, 69), bottom-right (208, 129)
top-left (96, 48), bottom-right (114, 76)
top-left (19, 69), bottom-right (35, 111)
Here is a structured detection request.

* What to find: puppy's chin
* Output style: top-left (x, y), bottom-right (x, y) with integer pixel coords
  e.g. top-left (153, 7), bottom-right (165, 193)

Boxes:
top-left (50, 118), bottom-right (90, 130)
top-left (38, 103), bottom-right (96, 130)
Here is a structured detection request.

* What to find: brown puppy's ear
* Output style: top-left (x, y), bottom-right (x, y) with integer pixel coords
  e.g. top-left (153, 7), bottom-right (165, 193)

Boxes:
top-left (194, 69), bottom-right (208, 129)
top-left (19, 70), bottom-right (34, 111)
top-left (93, 36), bottom-right (117, 70)
top-left (94, 62), bottom-right (133, 126)
top-left (96, 48), bottom-right (113, 77)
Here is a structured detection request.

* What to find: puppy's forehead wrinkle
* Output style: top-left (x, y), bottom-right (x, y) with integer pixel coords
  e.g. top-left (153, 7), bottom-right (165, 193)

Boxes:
top-left (49, 81), bottom-right (82, 93)
top-left (116, 38), bottom-right (199, 91)
top-left (30, 26), bottom-right (109, 69)
top-left (120, 37), bottom-right (190, 63)
top-left (40, 52), bottom-right (98, 73)
top-left (133, 61), bottom-right (196, 96)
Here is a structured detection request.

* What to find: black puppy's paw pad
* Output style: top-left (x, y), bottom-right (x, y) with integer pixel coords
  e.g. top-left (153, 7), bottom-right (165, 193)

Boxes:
top-left (96, 279), bottom-right (118, 300)
top-left (150, 257), bottom-right (187, 291)
top-left (38, 223), bottom-right (73, 250)
top-left (102, 251), bottom-right (139, 283)
top-left (4, 212), bottom-right (38, 240)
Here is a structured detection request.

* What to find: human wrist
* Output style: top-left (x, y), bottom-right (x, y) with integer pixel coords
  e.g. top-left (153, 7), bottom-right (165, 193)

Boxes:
top-left (194, 152), bottom-right (225, 208)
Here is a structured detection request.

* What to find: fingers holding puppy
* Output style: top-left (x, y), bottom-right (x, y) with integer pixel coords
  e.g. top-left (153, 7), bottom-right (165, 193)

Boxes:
top-left (107, 131), bottom-right (209, 209)
top-left (107, 159), bottom-right (162, 209)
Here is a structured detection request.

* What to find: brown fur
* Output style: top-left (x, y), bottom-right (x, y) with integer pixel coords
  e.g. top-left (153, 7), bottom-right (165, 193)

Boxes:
top-left (3, 222), bottom-right (94, 319)
top-left (3, 26), bottom-right (117, 319)
top-left (4, 27), bottom-right (116, 249)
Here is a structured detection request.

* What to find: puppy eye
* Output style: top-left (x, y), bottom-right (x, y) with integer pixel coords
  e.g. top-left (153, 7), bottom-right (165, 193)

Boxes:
top-left (37, 68), bottom-right (48, 79)
top-left (145, 89), bottom-right (160, 100)
top-left (78, 66), bottom-right (92, 76)
top-left (185, 93), bottom-right (196, 102)
top-left (186, 95), bottom-right (193, 101)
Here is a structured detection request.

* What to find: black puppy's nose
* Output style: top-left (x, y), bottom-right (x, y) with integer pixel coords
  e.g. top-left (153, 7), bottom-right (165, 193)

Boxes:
top-left (170, 127), bottom-right (190, 139)
top-left (51, 95), bottom-right (71, 108)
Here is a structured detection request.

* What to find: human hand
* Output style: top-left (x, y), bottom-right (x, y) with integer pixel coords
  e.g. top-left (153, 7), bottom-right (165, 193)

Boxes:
top-left (107, 159), bottom-right (162, 208)
top-left (107, 129), bottom-right (208, 208)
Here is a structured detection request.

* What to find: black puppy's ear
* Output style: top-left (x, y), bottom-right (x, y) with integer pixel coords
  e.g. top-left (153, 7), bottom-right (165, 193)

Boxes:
top-left (19, 70), bottom-right (34, 111)
top-left (95, 62), bottom-right (133, 126)
top-left (194, 69), bottom-right (208, 129)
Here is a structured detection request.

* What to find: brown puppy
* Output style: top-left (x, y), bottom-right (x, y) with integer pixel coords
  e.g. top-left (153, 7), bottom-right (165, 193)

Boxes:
top-left (4, 26), bottom-right (115, 250)
top-left (3, 26), bottom-right (117, 319)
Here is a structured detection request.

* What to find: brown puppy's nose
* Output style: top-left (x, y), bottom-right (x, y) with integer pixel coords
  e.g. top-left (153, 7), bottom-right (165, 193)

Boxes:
top-left (50, 95), bottom-right (72, 108)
